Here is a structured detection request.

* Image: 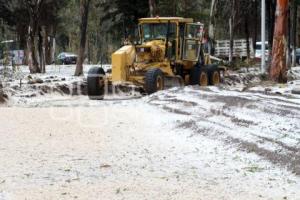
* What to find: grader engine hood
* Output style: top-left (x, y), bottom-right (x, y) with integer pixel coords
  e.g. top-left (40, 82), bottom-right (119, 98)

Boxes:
top-left (111, 41), bottom-right (166, 82)
top-left (136, 40), bottom-right (165, 63)
top-left (111, 45), bottom-right (136, 82)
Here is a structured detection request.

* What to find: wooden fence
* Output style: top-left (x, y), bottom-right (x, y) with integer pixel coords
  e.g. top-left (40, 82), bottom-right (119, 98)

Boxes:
top-left (214, 39), bottom-right (254, 59)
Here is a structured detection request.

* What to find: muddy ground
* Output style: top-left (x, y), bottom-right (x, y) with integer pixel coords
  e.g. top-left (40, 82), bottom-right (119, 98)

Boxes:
top-left (147, 86), bottom-right (300, 175)
top-left (0, 65), bottom-right (300, 199)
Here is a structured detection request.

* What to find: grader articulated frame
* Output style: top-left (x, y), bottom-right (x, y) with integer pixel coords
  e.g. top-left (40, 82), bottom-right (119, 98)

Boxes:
top-left (87, 17), bottom-right (225, 100)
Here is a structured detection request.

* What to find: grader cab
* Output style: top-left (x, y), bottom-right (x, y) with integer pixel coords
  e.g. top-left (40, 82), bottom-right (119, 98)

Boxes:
top-left (87, 17), bottom-right (223, 100)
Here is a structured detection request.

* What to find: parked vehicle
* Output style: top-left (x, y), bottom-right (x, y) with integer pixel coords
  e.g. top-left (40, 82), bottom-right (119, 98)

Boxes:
top-left (87, 17), bottom-right (226, 100)
top-left (255, 41), bottom-right (269, 61)
top-left (295, 48), bottom-right (300, 65)
top-left (56, 52), bottom-right (77, 65)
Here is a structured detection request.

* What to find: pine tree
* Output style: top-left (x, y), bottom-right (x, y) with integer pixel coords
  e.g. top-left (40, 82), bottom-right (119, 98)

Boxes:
top-left (270, 0), bottom-right (289, 82)
top-left (75, 0), bottom-right (91, 76)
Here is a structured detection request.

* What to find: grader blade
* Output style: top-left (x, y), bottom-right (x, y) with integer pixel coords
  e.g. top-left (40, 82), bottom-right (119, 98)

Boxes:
top-left (163, 76), bottom-right (184, 89)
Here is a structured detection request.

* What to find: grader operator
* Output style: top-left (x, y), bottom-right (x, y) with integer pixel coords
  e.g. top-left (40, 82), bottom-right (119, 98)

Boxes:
top-left (87, 17), bottom-right (223, 100)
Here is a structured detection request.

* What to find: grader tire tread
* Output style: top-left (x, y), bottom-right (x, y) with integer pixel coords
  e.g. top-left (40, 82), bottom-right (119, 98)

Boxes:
top-left (190, 67), bottom-right (208, 86)
top-left (207, 64), bottom-right (220, 85)
top-left (87, 67), bottom-right (105, 100)
top-left (145, 68), bottom-right (164, 94)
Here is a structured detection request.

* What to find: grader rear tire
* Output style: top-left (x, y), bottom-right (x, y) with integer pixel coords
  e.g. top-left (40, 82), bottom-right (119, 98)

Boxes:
top-left (207, 64), bottom-right (220, 85)
top-left (209, 70), bottom-right (220, 85)
top-left (190, 67), bottom-right (208, 86)
top-left (145, 68), bottom-right (164, 94)
top-left (87, 67), bottom-right (106, 100)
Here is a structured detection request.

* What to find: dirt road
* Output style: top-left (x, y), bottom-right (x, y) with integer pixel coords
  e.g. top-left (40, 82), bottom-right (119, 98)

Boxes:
top-left (0, 91), bottom-right (300, 199)
top-left (147, 86), bottom-right (300, 175)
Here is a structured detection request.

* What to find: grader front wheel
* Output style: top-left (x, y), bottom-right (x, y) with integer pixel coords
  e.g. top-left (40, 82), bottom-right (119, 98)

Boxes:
top-left (145, 68), bottom-right (164, 94)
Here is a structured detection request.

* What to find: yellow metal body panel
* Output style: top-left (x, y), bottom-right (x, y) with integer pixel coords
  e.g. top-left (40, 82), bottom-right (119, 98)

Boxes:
top-left (111, 45), bottom-right (135, 82)
top-left (110, 17), bottom-right (213, 87)
top-left (136, 40), bottom-right (166, 63)
top-left (139, 17), bottom-right (193, 24)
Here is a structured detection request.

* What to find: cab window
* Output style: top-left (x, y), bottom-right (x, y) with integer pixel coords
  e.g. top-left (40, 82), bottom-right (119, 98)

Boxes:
top-left (183, 23), bottom-right (204, 61)
top-left (141, 23), bottom-right (176, 42)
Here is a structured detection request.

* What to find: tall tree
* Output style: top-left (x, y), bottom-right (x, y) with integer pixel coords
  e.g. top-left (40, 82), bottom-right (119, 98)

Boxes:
top-left (0, 0), bottom-right (67, 73)
top-left (209, 0), bottom-right (218, 40)
top-left (270, 0), bottom-right (289, 82)
top-left (266, 0), bottom-right (276, 67)
top-left (75, 0), bottom-right (91, 76)
top-left (149, 0), bottom-right (156, 17)
top-left (291, 0), bottom-right (298, 67)
top-left (228, 0), bottom-right (236, 63)
top-left (25, 0), bottom-right (44, 73)
top-left (0, 80), bottom-right (5, 103)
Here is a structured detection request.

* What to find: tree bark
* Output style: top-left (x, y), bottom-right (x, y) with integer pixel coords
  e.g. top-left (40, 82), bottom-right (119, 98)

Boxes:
top-left (149, 0), bottom-right (156, 17)
top-left (245, 17), bottom-right (250, 62)
top-left (252, 0), bottom-right (258, 52)
top-left (209, 0), bottom-right (217, 40)
top-left (173, 0), bottom-right (177, 16)
top-left (287, 3), bottom-right (291, 68)
top-left (267, 0), bottom-right (276, 68)
top-left (229, 17), bottom-right (234, 62)
top-left (0, 80), bottom-right (5, 103)
top-left (45, 26), bottom-right (51, 65)
top-left (291, 0), bottom-right (297, 67)
top-left (75, 0), bottom-right (91, 76)
top-left (229, 0), bottom-right (235, 63)
top-left (25, 0), bottom-right (44, 74)
top-left (39, 26), bottom-right (46, 73)
top-left (270, 0), bottom-right (289, 83)
top-left (27, 25), bottom-right (40, 73)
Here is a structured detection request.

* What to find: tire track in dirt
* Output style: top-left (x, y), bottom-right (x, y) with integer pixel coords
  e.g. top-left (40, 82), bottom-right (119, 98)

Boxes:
top-left (147, 86), bottom-right (300, 175)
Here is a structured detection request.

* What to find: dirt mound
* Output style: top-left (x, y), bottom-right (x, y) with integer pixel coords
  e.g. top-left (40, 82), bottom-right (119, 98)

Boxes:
top-left (0, 94), bottom-right (6, 103)
top-left (223, 72), bottom-right (262, 86)
top-left (0, 82), bottom-right (8, 103)
top-left (0, 68), bottom-right (14, 78)
top-left (288, 67), bottom-right (300, 81)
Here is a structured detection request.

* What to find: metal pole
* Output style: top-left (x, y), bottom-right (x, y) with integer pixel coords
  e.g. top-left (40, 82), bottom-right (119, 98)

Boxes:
top-left (261, 0), bottom-right (266, 73)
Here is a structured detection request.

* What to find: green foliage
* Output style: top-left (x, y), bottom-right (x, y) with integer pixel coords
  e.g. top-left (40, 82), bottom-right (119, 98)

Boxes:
top-left (0, 0), bottom-right (262, 64)
top-left (56, 0), bottom-right (81, 52)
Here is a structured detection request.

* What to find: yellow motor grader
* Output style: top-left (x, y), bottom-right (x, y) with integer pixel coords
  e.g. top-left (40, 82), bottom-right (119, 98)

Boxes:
top-left (87, 17), bottom-right (224, 100)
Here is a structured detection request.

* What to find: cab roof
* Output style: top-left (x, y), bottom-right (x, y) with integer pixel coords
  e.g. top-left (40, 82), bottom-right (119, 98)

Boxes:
top-left (139, 17), bottom-right (194, 24)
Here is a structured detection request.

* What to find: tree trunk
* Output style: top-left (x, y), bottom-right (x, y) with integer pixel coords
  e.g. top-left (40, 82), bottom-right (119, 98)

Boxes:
top-left (209, 0), bottom-right (217, 40)
top-left (51, 37), bottom-right (56, 63)
top-left (291, 0), bottom-right (297, 67)
top-left (270, 0), bottom-right (289, 83)
top-left (25, 0), bottom-right (44, 74)
top-left (245, 17), bottom-right (251, 62)
top-left (45, 26), bottom-right (51, 65)
top-left (87, 36), bottom-right (90, 64)
top-left (287, 3), bottom-right (291, 68)
top-left (267, 0), bottom-right (276, 68)
top-left (75, 0), bottom-right (91, 76)
top-left (149, 0), bottom-right (156, 17)
top-left (252, 0), bottom-right (258, 52)
top-left (173, 0), bottom-right (177, 16)
top-left (39, 26), bottom-right (46, 73)
top-left (0, 80), bottom-right (5, 103)
top-left (229, 17), bottom-right (234, 63)
top-left (27, 25), bottom-right (40, 73)
top-left (229, 0), bottom-right (235, 64)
